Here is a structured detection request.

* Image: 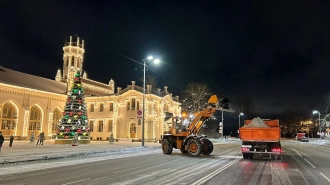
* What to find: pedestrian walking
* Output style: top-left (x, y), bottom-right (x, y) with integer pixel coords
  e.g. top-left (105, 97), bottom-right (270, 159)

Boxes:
top-left (39, 131), bottom-right (44, 145)
top-left (9, 135), bottom-right (14, 147)
top-left (36, 132), bottom-right (40, 145)
top-left (0, 131), bottom-right (4, 153)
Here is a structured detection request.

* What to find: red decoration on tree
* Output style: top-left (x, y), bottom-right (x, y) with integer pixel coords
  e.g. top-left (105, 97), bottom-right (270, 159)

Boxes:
top-left (64, 136), bottom-right (68, 139)
top-left (67, 99), bottom-right (71, 103)
top-left (78, 112), bottom-right (82, 116)
top-left (78, 99), bottom-right (82, 103)
top-left (77, 129), bottom-right (82, 133)
top-left (62, 112), bottom-right (66, 116)
top-left (65, 127), bottom-right (70, 132)
top-left (70, 112), bottom-right (74, 116)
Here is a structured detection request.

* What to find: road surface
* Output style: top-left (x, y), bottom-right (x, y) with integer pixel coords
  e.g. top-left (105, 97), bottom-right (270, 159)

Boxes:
top-left (0, 140), bottom-right (329, 185)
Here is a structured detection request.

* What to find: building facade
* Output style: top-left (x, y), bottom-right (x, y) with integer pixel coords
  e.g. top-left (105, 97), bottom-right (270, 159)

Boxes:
top-left (0, 36), bottom-right (180, 141)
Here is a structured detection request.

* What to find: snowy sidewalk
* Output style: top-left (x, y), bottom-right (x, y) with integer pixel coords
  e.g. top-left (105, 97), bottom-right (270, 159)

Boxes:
top-left (0, 140), bottom-right (160, 164)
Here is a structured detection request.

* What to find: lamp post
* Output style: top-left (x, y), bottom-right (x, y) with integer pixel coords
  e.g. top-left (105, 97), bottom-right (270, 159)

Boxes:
top-left (142, 56), bottom-right (160, 147)
top-left (238, 112), bottom-right (244, 137)
top-left (313, 110), bottom-right (321, 140)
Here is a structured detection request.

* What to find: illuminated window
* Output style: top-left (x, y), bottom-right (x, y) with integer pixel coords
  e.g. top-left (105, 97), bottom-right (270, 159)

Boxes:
top-left (131, 99), bottom-right (136, 110)
top-left (127, 102), bottom-right (130, 111)
top-left (29, 105), bottom-right (42, 131)
top-left (108, 120), bottom-right (113, 132)
top-left (109, 103), bottom-right (114, 111)
top-left (89, 121), bottom-right (94, 132)
top-left (137, 101), bottom-right (140, 110)
top-left (98, 120), bottom-right (103, 132)
top-left (99, 103), bottom-right (104, 112)
top-left (52, 109), bottom-right (61, 131)
top-left (90, 104), bottom-right (94, 112)
top-left (0, 102), bottom-right (17, 134)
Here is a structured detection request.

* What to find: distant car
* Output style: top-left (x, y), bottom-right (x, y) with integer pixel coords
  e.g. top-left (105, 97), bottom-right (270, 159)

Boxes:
top-left (301, 137), bottom-right (309, 142)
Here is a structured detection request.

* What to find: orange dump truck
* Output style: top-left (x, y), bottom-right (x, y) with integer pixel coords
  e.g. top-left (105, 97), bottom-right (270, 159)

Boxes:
top-left (239, 118), bottom-right (281, 160)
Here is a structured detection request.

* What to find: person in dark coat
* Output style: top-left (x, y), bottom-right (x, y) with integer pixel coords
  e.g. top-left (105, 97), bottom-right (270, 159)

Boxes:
top-left (0, 131), bottom-right (4, 153)
top-left (9, 135), bottom-right (14, 147)
top-left (39, 132), bottom-right (44, 145)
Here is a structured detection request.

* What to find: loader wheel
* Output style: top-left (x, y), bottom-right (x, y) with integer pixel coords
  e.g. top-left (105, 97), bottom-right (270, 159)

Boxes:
top-left (180, 148), bottom-right (188, 154)
top-left (187, 139), bottom-right (202, 157)
top-left (162, 139), bottom-right (173, 154)
top-left (201, 139), bottom-right (213, 155)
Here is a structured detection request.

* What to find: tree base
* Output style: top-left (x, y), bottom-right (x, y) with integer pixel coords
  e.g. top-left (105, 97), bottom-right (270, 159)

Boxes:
top-left (55, 139), bottom-right (90, 145)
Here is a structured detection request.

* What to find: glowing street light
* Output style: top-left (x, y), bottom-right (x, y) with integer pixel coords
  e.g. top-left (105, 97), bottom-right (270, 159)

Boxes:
top-left (141, 56), bottom-right (160, 147)
top-left (238, 112), bottom-right (244, 129)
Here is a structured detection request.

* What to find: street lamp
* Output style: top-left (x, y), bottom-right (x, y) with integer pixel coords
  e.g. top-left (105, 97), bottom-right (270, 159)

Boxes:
top-left (142, 56), bottom-right (160, 147)
top-left (238, 112), bottom-right (244, 131)
top-left (313, 110), bottom-right (321, 140)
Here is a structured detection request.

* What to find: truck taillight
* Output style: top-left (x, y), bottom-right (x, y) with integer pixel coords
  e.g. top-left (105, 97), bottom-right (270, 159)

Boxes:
top-left (241, 147), bottom-right (250, 152)
top-left (272, 148), bottom-right (281, 152)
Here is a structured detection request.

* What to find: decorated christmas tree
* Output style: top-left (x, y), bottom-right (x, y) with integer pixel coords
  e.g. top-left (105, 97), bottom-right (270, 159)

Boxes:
top-left (56, 70), bottom-right (90, 144)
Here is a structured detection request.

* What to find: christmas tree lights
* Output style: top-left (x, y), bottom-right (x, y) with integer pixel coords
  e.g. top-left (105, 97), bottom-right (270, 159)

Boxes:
top-left (57, 70), bottom-right (90, 143)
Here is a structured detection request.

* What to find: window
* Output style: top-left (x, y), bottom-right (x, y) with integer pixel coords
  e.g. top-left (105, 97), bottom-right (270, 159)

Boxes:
top-left (99, 103), bottom-right (104, 112)
top-left (90, 104), bottom-right (94, 112)
top-left (89, 121), bottom-right (94, 132)
top-left (137, 101), bottom-right (140, 110)
top-left (131, 99), bottom-right (136, 110)
top-left (29, 105), bottom-right (42, 131)
top-left (98, 120), bottom-right (103, 132)
top-left (109, 103), bottom-right (114, 111)
top-left (0, 102), bottom-right (18, 132)
top-left (108, 120), bottom-right (113, 132)
top-left (52, 109), bottom-right (61, 131)
top-left (127, 102), bottom-right (130, 111)
top-left (71, 56), bottom-right (74, 66)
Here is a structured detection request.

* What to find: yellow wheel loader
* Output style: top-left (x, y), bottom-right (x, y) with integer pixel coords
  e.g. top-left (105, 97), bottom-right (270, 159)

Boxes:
top-left (160, 95), bottom-right (222, 157)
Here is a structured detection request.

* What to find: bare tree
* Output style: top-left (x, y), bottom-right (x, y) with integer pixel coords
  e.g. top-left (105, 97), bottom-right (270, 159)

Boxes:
top-left (139, 74), bottom-right (157, 92)
top-left (242, 97), bottom-right (257, 119)
top-left (281, 101), bottom-right (309, 136)
top-left (181, 83), bottom-right (213, 113)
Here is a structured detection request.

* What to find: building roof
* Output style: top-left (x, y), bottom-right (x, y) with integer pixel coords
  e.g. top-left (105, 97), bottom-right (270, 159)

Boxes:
top-left (0, 66), bottom-right (67, 94)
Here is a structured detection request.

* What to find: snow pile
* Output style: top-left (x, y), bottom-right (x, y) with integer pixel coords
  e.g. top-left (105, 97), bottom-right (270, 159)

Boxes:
top-left (243, 117), bottom-right (269, 128)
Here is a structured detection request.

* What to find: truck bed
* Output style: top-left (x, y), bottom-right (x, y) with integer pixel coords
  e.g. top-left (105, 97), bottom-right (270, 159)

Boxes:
top-left (240, 127), bottom-right (281, 141)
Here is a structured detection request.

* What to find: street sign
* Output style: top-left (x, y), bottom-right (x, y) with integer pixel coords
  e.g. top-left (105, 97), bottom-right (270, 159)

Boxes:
top-left (137, 115), bottom-right (142, 119)
top-left (137, 110), bottom-right (142, 116)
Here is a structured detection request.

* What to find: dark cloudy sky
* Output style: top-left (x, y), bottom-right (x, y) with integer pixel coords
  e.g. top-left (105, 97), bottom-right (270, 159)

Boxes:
top-left (1, 0), bottom-right (330, 124)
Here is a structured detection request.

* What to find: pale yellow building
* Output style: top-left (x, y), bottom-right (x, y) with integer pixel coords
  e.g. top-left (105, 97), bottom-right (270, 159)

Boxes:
top-left (0, 36), bottom-right (180, 141)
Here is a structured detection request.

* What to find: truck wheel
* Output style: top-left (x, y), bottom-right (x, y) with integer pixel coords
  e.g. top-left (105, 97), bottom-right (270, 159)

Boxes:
top-left (243, 153), bottom-right (249, 159)
top-left (271, 154), bottom-right (276, 160)
top-left (188, 139), bottom-right (202, 157)
top-left (201, 139), bottom-right (213, 155)
top-left (162, 139), bottom-right (173, 154)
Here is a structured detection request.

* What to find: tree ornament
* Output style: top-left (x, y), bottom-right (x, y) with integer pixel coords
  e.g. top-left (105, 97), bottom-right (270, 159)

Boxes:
top-left (79, 90), bottom-right (81, 95)
top-left (65, 115), bottom-right (69, 118)
top-left (71, 131), bottom-right (75, 136)
top-left (74, 89), bottom-right (78, 93)
top-left (70, 112), bottom-right (73, 116)
top-left (79, 106), bottom-right (82, 109)
top-left (75, 73), bottom-right (80, 77)
top-left (77, 129), bottom-right (82, 133)
top-left (71, 126), bottom-right (76, 130)
top-left (62, 112), bottom-right (66, 116)
top-left (74, 115), bottom-right (78, 119)
top-left (64, 135), bottom-right (68, 139)
top-left (60, 126), bottom-right (65, 130)
top-left (72, 95), bottom-right (76, 99)
top-left (65, 127), bottom-right (70, 132)
top-left (68, 119), bottom-right (72, 123)
top-left (78, 99), bottom-right (82, 103)
top-left (67, 99), bottom-right (71, 103)
top-left (78, 112), bottom-right (82, 116)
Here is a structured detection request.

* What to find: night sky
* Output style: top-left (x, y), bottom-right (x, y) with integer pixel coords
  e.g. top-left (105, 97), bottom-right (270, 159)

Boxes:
top-left (1, 1), bottom-right (330, 128)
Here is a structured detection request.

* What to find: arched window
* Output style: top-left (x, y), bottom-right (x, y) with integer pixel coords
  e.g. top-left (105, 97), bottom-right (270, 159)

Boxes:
top-left (52, 109), bottom-right (61, 131)
top-left (29, 105), bottom-right (42, 135)
top-left (0, 102), bottom-right (18, 136)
